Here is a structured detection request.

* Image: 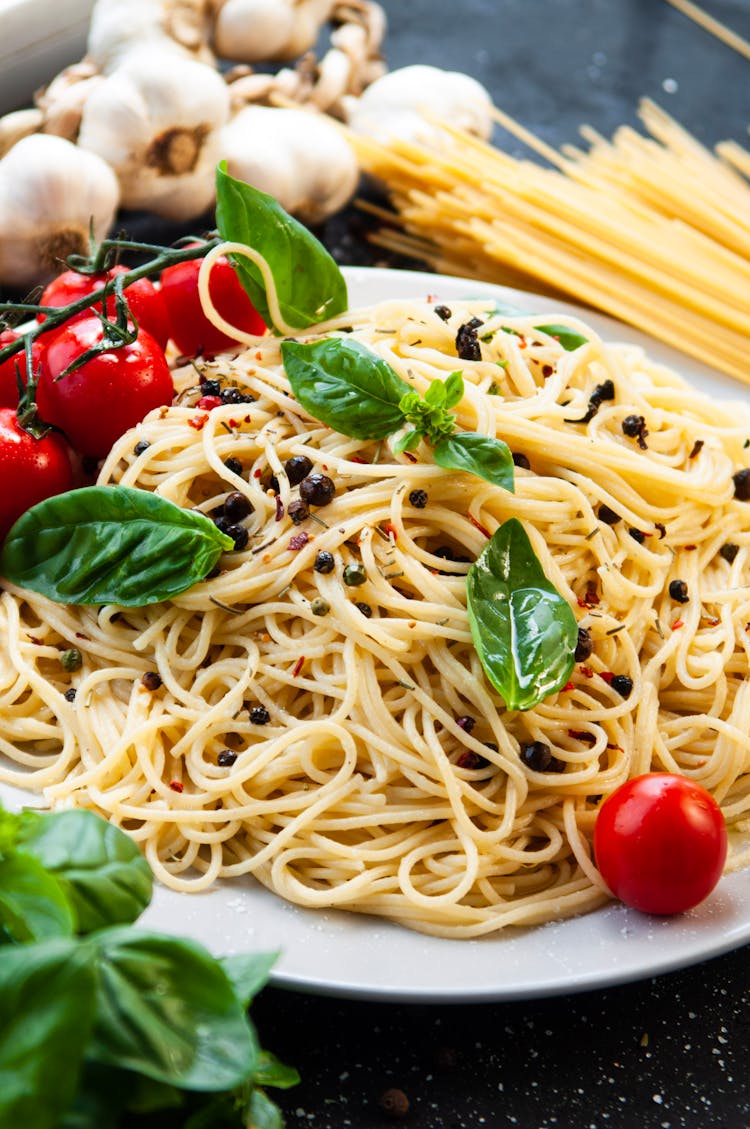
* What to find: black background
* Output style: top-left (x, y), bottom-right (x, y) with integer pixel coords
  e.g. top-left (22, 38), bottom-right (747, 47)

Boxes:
top-left (251, 4), bottom-right (750, 1129)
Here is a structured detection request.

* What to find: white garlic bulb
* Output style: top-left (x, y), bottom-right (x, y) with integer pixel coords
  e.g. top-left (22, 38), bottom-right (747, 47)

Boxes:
top-left (87, 0), bottom-right (213, 73)
top-left (77, 48), bottom-right (230, 220)
top-left (344, 64), bottom-right (493, 145)
top-left (0, 134), bottom-right (120, 289)
top-left (211, 0), bottom-right (334, 62)
top-left (219, 105), bottom-right (359, 224)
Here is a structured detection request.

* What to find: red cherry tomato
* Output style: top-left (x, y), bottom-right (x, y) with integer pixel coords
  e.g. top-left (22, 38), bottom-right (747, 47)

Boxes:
top-left (0, 408), bottom-right (75, 541)
top-left (594, 773), bottom-right (727, 915)
top-left (37, 318), bottom-right (174, 459)
top-left (159, 250), bottom-right (266, 357)
top-left (0, 330), bottom-right (43, 409)
top-left (39, 267), bottom-right (170, 350)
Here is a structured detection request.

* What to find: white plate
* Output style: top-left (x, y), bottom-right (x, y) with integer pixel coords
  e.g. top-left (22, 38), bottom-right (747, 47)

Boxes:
top-left (3, 267), bottom-right (750, 1003)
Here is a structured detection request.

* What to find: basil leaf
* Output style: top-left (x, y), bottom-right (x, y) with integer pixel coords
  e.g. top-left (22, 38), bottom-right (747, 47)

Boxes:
top-left (281, 338), bottom-right (411, 439)
top-left (424, 378), bottom-right (447, 407)
top-left (17, 809), bottom-right (152, 934)
top-left (433, 433), bottom-right (515, 491)
top-left (467, 517), bottom-right (577, 710)
top-left (0, 485), bottom-right (233, 608)
top-left (443, 370), bottom-right (465, 409)
top-left (246, 1089), bottom-right (285, 1129)
top-left (253, 1049), bottom-right (301, 1090)
top-left (220, 950), bottom-right (278, 1008)
top-left (216, 163), bottom-right (348, 331)
top-left (0, 854), bottom-right (75, 943)
top-left (0, 937), bottom-right (97, 1129)
top-left (88, 928), bottom-right (259, 1091)
top-left (535, 323), bottom-right (589, 351)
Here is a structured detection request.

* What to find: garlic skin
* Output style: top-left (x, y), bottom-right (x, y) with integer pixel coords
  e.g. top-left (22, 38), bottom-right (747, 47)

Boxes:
top-left (77, 49), bottom-right (230, 220)
top-left (219, 105), bottom-right (359, 224)
top-left (211, 0), bottom-right (334, 62)
top-left (344, 64), bottom-right (493, 145)
top-left (0, 135), bottom-right (120, 289)
top-left (87, 0), bottom-right (213, 73)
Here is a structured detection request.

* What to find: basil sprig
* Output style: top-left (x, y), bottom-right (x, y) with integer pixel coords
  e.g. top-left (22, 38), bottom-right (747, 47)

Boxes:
top-left (0, 803), bottom-right (296, 1129)
top-left (216, 163), bottom-right (348, 332)
top-left (467, 518), bottom-right (577, 711)
top-left (281, 338), bottom-right (515, 491)
top-left (0, 485), bottom-right (233, 607)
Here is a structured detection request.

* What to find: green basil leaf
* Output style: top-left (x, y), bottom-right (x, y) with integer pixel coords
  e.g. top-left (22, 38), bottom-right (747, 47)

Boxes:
top-left (58, 1064), bottom-right (135, 1129)
top-left (0, 937), bottom-right (97, 1129)
top-left (535, 323), bottom-right (589, 351)
top-left (17, 809), bottom-right (152, 934)
top-left (0, 854), bottom-right (75, 943)
top-left (88, 928), bottom-right (259, 1091)
top-left (0, 485), bottom-right (233, 608)
top-left (443, 370), bottom-right (465, 409)
top-left (0, 806), bottom-right (20, 856)
top-left (433, 433), bottom-right (515, 492)
top-left (253, 1049), bottom-right (301, 1090)
top-left (424, 378), bottom-right (447, 407)
top-left (281, 338), bottom-right (410, 439)
top-left (220, 951), bottom-right (278, 1008)
top-left (246, 1088), bottom-right (284, 1129)
top-left (216, 163), bottom-right (348, 331)
top-left (393, 428), bottom-right (421, 454)
top-left (467, 517), bottom-right (577, 710)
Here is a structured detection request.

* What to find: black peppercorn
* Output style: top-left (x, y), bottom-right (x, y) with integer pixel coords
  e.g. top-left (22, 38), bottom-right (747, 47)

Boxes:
top-left (220, 386), bottom-right (252, 404)
top-left (574, 627), bottom-right (594, 662)
top-left (225, 523), bottom-right (249, 551)
top-left (720, 542), bottom-right (740, 564)
top-left (267, 474), bottom-right (280, 495)
top-left (356, 601), bottom-right (372, 618)
top-left (520, 740), bottom-right (554, 772)
top-left (223, 456), bottom-right (243, 476)
top-left (311, 597), bottom-right (330, 616)
top-left (597, 504), bottom-right (621, 525)
top-left (200, 377), bottom-right (222, 397)
top-left (669, 579), bottom-right (689, 603)
top-left (610, 674), bottom-right (633, 698)
top-left (456, 715), bottom-right (476, 732)
top-left (733, 468), bottom-right (750, 500)
top-left (285, 454), bottom-right (314, 485)
top-left (434, 305), bottom-right (452, 321)
top-left (512, 452), bottom-right (531, 470)
top-left (343, 563), bottom-right (367, 586)
top-left (141, 671), bottom-right (162, 691)
top-left (287, 499), bottom-right (309, 525)
top-left (629, 528), bottom-right (646, 544)
top-left (299, 473), bottom-right (335, 507)
top-left (217, 749), bottom-right (237, 767)
top-left (64, 687), bottom-right (77, 702)
top-left (133, 439), bottom-right (150, 455)
top-left (409, 488), bottom-right (428, 508)
top-left (622, 414), bottom-right (644, 437)
top-left (223, 491), bottom-right (253, 522)
top-left (249, 705), bottom-right (270, 725)
top-left (314, 550), bottom-right (335, 574)
top-left (455, 320), bottom-right (482, 362)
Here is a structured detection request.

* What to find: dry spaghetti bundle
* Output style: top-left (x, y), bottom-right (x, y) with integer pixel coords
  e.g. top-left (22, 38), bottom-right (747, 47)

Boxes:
top-left (2, 295), bottom-right (750, 937)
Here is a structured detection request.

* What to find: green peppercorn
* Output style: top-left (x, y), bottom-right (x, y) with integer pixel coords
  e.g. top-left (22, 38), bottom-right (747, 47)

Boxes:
top-left (343, 563), bottom-right (367, 587)
top-left (311, 597), bottom-right (330, 616)
top-left (60, 648), bottom-right (82, 672)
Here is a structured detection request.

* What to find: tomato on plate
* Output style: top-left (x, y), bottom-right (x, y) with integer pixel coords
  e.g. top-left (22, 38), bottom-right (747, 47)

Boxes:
top-left (159, 250), bottom-right (266, 357)
top-left (39, 267), bottom-right (170, 350)
top-left (37, 317), bottom-right (174, 459)
top-left (594, 772), bottom-right (727, 915)
top-left (0, 330), bottom-right (42, 409)
top-left (0, 408), bottom-right (75, 541)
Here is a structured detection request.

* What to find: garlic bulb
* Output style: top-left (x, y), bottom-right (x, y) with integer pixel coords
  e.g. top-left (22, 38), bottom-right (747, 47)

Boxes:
top-left (0, 135), bottom-right (119, 289)
top-left (77, 48), bottom-right (230, 220)
top-left (211, 0), bottom-right (335, 63)
top-left (87, 0), bottom-right (213, 72)
top-left (0, 108), bottom-right (43, 160)
top-left (344, 64), bottom-right (493, 145)
top-left (35, 63), bottom-right (105, 142)
top-left (219, 105), bottom-right (359, 223)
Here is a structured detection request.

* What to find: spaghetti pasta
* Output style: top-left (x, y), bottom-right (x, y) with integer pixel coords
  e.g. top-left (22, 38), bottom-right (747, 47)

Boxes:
top-left (2, 293), bottom-right (750, 937)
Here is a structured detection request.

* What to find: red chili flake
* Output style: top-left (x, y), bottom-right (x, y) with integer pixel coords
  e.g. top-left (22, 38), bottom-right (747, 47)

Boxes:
top-left (382, 521), bottom-right (398, 540)
top-left (403, 451), bottom-right (418, 463)
top-left (579, 664), bottom-right (594, 678)
top-left (255, 350), bottom-right (263, 360)
top-left (672, 619), bottom-right (685, 630)
top-left (568, 729), bottom-right (597, 746)
top-left (27, 636), bottom-right (43, 645)
top-left (600, 671), bottom-right (615, 685)
top-left (275, 496), bottom-right (284, 521)
top-left (289, 531), bottom-right (309, 551)
top-left (683, 544), bottom-right (697, 551)
top-left (228, 417), bottom-right (240, 428)
top-left (518, 338), bottom-right (527, 348)
top-left (292, 655), bottom-right (305, 677)
top-left (188, 413), bottom-right (209, 431)
top-left (542, 364), bottom-right (553, 378)
top-left (196, 395), bottom-right (222, 411)
top-left (253, 468), bottom-right (262, 478)
top-left (562, 680), bottom-right (576, 691)
top-left (703, 616), bottom-right (720, 627)
top-left (577, 586), bottom-right (600, 609)
top-left (169, 780), bottom-right (184, 793)
top-left (350, 456), bottom-right (367, 464)
top-left (606, 742), bottom-right (623, 751)
top-left (467, 513), bottom-right (491, 538)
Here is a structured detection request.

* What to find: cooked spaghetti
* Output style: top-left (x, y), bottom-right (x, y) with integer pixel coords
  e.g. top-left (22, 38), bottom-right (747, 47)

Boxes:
top-left (2, 294), bottom-right (750, 937)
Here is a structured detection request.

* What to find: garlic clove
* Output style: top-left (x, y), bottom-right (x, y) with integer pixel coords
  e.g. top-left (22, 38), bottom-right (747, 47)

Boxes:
top-left (219, 105), bottom-right (359, 224)
top-left (211, 0), bottom-right (296, 62)
top-left (344, 64), bottom-right (494, 145)
top-left (0, 134), bottom-right (120, 289)
top-left (0, 108), bottom-right (44, 159)
top-left (87, 0), bottom-right (213, 73)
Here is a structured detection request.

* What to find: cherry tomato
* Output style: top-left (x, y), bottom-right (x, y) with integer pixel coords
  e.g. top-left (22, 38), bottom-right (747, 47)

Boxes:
top-left (0, 330), bottom-right (44, 409)
top-left (37, 317), bottom-right (174, 459)
top-left (39, 267), bottom-right (170, 350)
top-left (594, 773), bottom-right (727, 915)
top-left (0, 408), bottom-right (75, 541)
top-left (159, 250), bottom-right (266, 357)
